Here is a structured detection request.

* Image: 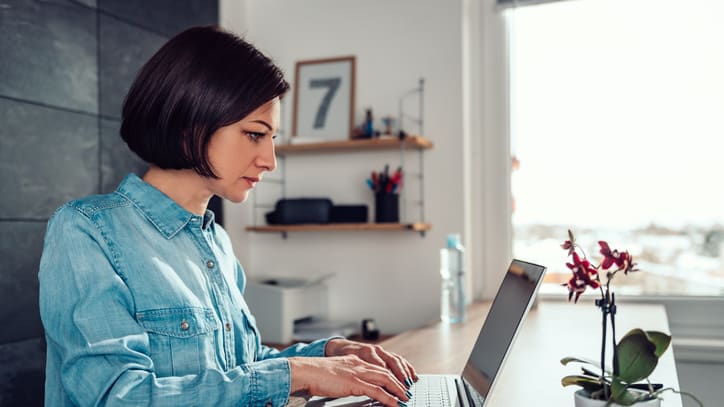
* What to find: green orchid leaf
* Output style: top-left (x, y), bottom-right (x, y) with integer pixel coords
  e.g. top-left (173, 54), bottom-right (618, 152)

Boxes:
top-left (611, 380), bottom-right (641, 406)
top-left (616, 329), bottom-right (658, 383)
top-left (560, 356), bottom-right (600, 367)
top-left (645, 331), bottom-right (672, 358)
top-left (619, 328), bottom-right (646, 341)
top-left (561, 375), bottom-right (603, 393)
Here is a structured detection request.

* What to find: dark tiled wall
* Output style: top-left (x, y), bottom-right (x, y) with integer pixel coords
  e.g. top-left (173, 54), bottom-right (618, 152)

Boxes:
top-left (0, 1), bottom-right (217, 405)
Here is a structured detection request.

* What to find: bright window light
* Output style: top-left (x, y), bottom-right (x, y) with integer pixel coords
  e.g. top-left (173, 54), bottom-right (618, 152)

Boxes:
top-left (509, 0), bottom-right (724, 296)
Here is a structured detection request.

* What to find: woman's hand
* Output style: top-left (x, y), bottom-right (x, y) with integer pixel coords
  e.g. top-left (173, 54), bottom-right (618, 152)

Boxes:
top-left (325, 339), bottom-right (419, 388)
top-left (288, 355), bottom-right (411, 407)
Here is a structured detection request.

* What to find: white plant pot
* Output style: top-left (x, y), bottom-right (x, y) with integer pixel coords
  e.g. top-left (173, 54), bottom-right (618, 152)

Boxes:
top-left (574, 390), bottom-right (661, 407)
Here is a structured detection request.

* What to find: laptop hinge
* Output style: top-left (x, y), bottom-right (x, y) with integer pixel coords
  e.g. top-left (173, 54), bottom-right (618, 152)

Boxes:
top-left (454, 377), bottom-right (473, 407)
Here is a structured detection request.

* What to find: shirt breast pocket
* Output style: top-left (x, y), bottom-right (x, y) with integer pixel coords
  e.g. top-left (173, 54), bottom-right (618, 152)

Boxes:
top-left (136, 307), bottom-right (220, 377)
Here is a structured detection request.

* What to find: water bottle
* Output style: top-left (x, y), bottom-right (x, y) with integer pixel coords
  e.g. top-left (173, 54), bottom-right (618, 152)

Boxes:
top-left (440, 234), bottom-right (466, 323)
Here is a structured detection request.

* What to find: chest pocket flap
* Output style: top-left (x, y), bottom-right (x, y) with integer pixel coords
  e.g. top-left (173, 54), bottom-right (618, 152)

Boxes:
top-left (136, 307), bottom-right (219, 338)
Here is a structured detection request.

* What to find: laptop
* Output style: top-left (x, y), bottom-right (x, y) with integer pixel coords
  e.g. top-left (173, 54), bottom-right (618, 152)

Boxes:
top-left (307, 259), bottom-right (546, 407)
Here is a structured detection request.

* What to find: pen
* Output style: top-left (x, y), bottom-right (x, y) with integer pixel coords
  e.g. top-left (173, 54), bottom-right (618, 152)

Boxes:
top-left (390, 167), bottom-right (402, 186)
top-left (366, 179), bottom-right (375, 191)
top-left (368, 165), bottom-right (404, 195)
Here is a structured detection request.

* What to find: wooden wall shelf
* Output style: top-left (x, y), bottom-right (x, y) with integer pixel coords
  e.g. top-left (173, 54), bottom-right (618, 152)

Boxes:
top-left (275, 135), bottom-right (432, 155)
top-left (249, 82), bottom-right (429, 237)
top-left (246, 222), bottom-right (432, 234)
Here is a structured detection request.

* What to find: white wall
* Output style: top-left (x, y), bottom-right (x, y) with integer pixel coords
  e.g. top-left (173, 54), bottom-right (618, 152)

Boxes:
top-left (220, 0), bottom-right (467, 334)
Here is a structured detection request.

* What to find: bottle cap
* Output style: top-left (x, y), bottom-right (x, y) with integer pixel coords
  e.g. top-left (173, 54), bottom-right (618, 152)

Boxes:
top-left (446, 234), bottom-right (461, 249)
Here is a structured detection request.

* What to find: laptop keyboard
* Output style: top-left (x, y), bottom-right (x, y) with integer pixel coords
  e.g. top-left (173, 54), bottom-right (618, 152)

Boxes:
top-left (408, 376), bottom-right (452, 407)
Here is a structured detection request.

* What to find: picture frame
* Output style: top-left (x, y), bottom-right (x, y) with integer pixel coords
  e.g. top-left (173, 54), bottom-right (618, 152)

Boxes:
top-left (292, 56), bottom-right (356, 141)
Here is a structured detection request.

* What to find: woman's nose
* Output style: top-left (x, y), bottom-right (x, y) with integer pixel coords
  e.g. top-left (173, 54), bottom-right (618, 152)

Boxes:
top-left (257, 138), bottom-right (277, 172)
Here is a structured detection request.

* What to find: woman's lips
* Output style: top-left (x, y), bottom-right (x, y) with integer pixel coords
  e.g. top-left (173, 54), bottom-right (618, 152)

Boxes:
top-left (242, 176), bottom-right (259, 187)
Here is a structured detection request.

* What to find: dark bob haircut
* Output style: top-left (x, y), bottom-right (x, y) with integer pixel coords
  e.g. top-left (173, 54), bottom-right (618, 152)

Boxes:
top-left (120, 26), bottom-right (289, 178)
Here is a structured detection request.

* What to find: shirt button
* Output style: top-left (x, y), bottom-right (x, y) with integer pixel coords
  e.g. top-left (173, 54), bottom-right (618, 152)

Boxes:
top-left (206, 260), bottom-right (215, 269)
top-left (225, 323), bottom-right (232, 331)
top-left (180, 321), bottom-right (190, 331)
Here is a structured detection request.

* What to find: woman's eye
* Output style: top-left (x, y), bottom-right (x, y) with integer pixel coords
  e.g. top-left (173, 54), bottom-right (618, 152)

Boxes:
top-left (245, 131), bottom-right (266, 143)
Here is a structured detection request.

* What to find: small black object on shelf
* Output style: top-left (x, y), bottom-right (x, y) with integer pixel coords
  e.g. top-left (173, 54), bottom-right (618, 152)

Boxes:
top-left (361, 318), bottom-right (380, 340)
top-left (265, 198), bottom-right (333, 225)
top-left (330, 205), bottom-right (368, 223)
top-left (374, 193), bottom-right (399, 223)
top-left (266, 198), bottom-right (370, 225)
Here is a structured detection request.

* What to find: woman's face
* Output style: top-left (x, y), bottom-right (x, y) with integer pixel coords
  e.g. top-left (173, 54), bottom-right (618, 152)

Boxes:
top-left (204, 97), bottom-right (279, 203)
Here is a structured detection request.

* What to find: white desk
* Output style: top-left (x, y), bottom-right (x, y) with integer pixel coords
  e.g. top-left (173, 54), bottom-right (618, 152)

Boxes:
top-left (380, 301), bottom-right (682, 406)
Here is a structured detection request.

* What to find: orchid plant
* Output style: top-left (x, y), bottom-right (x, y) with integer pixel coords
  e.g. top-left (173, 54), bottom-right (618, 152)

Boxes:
top-left (559, 230), bottom-right (702, 406)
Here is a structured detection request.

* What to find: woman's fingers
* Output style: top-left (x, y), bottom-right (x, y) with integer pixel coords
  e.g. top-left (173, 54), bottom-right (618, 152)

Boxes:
top-left (353, 348), bottom-right (408, 392)
top-left (358, 344), bottom-right (387, 368)
top-left (358, 364), bottom-right (410, 402)
top-left (402, 354), bottom-right (419, 382)
top-left (353, 381), bottom-right (405, 407)
top-left (377, 349), bottom-right (408, 385)
top-left (327, 339), bottom-right (419, 385)
top-left (393, 354), bottom-right (414, 386)
top-left (376, 347), bottom-right (418, 385)
top-left (290, 347), bottom-right (419, 407)
top-left (289, 355), bottom-right (409, 407)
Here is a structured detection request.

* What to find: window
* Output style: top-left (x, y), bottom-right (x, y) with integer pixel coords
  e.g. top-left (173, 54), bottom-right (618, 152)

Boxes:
top-left (509, 0), bottom-right (724, 297)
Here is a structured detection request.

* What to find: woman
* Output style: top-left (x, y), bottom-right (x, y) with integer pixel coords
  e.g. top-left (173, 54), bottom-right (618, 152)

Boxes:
top-left (39, 26), bottom-right (417, 406)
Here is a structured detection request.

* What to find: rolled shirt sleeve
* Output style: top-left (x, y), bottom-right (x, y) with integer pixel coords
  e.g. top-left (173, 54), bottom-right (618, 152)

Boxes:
top-left (245, 358), bottom-right (291, 407)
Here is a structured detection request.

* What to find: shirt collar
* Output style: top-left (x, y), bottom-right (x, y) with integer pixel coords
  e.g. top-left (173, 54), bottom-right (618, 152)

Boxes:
top-left (115, 173), bottom-right (216, 239)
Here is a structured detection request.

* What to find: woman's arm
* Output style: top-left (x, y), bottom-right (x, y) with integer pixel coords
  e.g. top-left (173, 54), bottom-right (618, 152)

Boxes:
top-left (256, 337), bottom-right (341, 361)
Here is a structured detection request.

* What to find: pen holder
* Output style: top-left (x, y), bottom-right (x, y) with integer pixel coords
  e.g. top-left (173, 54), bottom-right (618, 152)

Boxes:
top-left (374, 193), bottom-right (399, 223)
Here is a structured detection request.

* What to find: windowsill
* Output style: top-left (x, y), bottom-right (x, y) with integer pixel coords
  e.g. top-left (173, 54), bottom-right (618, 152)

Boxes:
top-left (539, 294), bottom-right (724, 364)
top-left (539, 292), bottom-right (724, 303)
top-left (673, 337), bottom-right (724, 363)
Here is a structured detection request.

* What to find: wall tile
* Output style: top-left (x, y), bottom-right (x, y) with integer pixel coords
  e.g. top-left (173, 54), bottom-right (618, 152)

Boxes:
top-left (99, 14), bottom-right (166, 119)
top-left (100, 118), bottom-right (148, 193)
top-left (0, 0), bottom-right (219, 403)
top-left (0, 99), bottom-right (98, 219)
top-left (98, 0), bottom-right (217, 37)
top-left (0, 337), bottom-right (45, 406)
top-left (75, 0), bottom-right (97, 8)
top-left (0, 0), bottom-right (97, 113)
top-left (0, 222), bottom-right (46, 344)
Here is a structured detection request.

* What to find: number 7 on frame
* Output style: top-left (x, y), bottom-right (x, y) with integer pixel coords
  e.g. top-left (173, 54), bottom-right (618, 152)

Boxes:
top-left (292, 56), bottom-right (356, 142)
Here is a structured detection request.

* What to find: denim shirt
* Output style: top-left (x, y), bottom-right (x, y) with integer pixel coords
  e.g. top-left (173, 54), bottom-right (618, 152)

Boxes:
top-left (39, 173), bottom-right (332, 406)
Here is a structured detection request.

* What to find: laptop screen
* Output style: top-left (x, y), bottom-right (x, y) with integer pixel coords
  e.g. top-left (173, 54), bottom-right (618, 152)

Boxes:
top-left (460, 259), bottom-right (546, 404)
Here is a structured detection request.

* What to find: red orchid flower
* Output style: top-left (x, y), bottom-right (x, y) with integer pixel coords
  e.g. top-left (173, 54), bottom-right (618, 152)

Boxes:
top-left (561, 229), bottom-right (577, 256)
top-left (619, 251), bottom-right (638, 274)
top-left (561, 239), bottom-right (575, 256)
top-left (563, 252), bottom-right (600, 302)
top-left (599, 241), bottom-right (639, 274)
